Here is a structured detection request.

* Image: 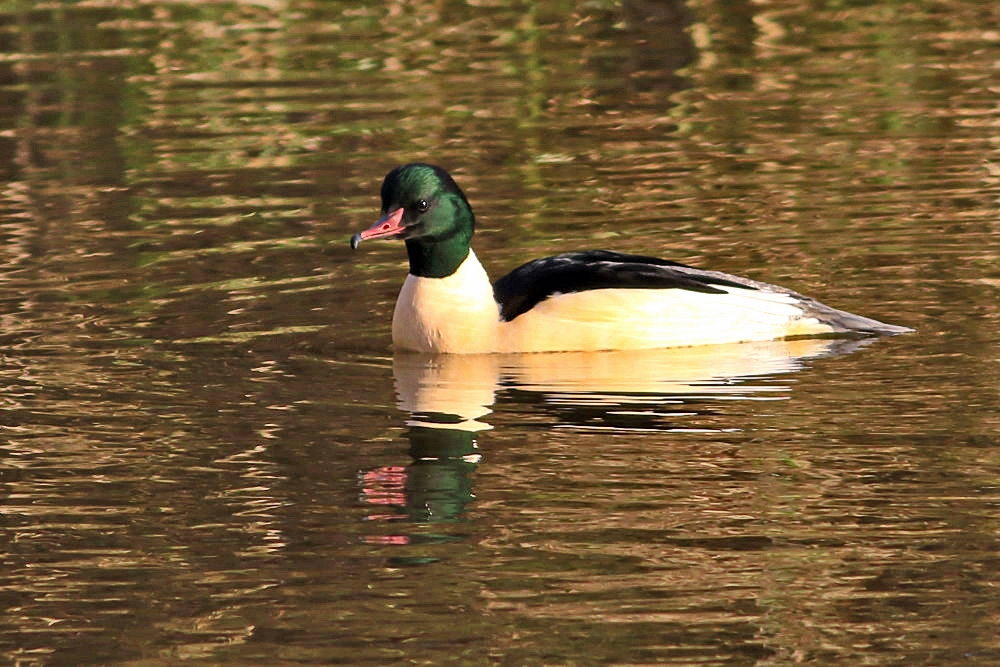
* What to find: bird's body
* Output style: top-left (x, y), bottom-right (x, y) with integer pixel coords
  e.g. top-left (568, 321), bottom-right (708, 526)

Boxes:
top-left (351, 163), bottom-right (910, 354)
top-left (391, 249), bottom-right (500, 353)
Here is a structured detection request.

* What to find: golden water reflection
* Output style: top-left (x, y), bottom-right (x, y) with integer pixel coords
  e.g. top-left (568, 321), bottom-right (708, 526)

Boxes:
top-left (396, 338), bottom-right (857, 428)
top-left (1, 0), bottom-right (997, 663)
top-left (365, 338), bottom-right (864, 527)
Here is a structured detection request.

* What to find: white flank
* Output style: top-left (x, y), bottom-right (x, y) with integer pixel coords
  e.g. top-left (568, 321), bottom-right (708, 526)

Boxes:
top-left (499, 286), bottom-right (834, 352)
top-left (392, 251), bottom-right (836, 354)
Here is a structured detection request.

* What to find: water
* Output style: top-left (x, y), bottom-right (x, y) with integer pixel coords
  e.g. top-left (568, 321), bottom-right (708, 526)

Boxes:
top-left (0, 0), bottom-right (997, 664)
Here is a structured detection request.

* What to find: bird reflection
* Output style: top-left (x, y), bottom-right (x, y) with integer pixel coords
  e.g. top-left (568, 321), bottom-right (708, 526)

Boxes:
top-left (359, 338), bottom-right (871, 529)
top-left (359, 355), bottom-right (497, 530)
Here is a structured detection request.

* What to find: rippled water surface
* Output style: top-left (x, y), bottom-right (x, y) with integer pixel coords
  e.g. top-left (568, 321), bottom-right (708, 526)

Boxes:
top-left (1, 1), bottom-right (997, 664)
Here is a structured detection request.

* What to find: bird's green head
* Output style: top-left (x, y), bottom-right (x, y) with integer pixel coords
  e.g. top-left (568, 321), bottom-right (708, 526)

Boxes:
top-left (351, 163), bottom-right (475, 278)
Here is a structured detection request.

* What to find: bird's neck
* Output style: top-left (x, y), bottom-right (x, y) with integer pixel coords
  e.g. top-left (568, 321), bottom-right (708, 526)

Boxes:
top-left (405, 233), bottom-right (471, 279)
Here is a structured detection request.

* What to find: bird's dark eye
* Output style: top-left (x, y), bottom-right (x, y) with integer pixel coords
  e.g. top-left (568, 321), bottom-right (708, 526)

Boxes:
top-left (414, 199), bottom-right (430, 214)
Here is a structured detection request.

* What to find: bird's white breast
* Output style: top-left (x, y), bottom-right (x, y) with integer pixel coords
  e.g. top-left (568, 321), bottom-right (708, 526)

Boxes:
top-left (392, 250), bottom-right (501, 354)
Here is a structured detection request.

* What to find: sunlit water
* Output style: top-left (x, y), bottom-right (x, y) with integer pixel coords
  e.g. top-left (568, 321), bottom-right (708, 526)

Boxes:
top-left (0, 1), bottom-right (997, 664)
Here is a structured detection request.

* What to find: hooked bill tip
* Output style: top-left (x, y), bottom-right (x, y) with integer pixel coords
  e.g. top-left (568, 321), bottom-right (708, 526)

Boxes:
top-left (350, 233), bottom-right (362, 250)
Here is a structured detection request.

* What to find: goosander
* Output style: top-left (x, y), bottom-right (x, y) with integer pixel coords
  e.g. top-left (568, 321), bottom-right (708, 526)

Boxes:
top-left (350, 163), bottom-right (910, 354)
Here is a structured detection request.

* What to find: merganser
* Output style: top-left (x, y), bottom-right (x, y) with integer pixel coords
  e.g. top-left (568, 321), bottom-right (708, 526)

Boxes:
top-left (350, 163), bottom-right (911, 354)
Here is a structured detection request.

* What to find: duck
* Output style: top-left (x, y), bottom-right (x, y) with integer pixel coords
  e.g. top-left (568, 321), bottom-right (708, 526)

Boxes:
top-left (350, 163), bottom-right (911, 354)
